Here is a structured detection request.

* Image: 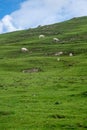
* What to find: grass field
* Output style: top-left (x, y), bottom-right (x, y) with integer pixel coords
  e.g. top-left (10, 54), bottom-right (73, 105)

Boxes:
top-left (0, 16), bottom-right (87, 130)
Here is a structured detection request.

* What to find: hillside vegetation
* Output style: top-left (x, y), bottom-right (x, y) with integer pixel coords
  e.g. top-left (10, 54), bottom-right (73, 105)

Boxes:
top-left (0, 16), bottom-right (87, 130)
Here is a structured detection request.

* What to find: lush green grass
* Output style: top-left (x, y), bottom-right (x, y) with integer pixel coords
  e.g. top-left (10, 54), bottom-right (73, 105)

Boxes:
top-left (0, 16), bottom-right (87, 130)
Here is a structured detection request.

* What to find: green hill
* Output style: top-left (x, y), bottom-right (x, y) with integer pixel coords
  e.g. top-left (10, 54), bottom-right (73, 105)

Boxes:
top-left (0, 16), bottom-right (87, 130)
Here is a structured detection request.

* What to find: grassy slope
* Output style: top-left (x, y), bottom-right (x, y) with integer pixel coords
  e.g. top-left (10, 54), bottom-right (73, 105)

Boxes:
top-left (0, 16), bottom-right (87, 130)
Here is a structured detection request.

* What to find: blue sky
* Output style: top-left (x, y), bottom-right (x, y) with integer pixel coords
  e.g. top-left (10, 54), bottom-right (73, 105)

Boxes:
top-left (0, 0), bottom-right (26, 19)
top-left (0, 0), bottom-right (87, 34)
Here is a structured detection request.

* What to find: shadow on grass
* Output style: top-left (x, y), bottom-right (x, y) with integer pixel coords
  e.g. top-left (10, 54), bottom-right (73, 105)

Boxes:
top-left (0, 111), bottom-right (14, 116)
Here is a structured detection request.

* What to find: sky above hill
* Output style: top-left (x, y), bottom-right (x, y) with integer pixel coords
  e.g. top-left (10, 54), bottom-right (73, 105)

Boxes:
top-left (0, 0), bottom-right (87, 34)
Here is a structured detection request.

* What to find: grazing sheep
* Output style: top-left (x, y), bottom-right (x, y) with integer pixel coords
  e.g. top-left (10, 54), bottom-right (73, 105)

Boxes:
top-left (69, 53), bottom-right (73, 56)
top-left (53, 38), bottom-right (59, 42)
top-left (55, 51), bottom-right (63, 56)
top-left (22, 68), bottom-right (41, 73)
top-left (39, 34), bottom-right (45, 38)
top-left (21, 47), bottom-right (28, 52)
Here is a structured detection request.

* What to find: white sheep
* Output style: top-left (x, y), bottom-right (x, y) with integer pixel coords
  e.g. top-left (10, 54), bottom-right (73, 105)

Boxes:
top-left (39, 34), bottom-right (45, 38)
top-left (69, 53), bottom-right (73, 56)
top-left (55, 51), bottom-right (63, 56)
top-left (21, 47), bottom-right (28, 52)
top-left (53, 38), bottom-right (59, 42)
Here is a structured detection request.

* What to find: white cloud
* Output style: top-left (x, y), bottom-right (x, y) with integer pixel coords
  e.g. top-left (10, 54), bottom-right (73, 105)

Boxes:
top-left (2, 15), bottom-right (19, 32)
top-left (69, 0), bottom-right (87, 16)
top-left (0, 15), bottom-right (22, 33)
top-left (0, 0), bottom-right (87, 34)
